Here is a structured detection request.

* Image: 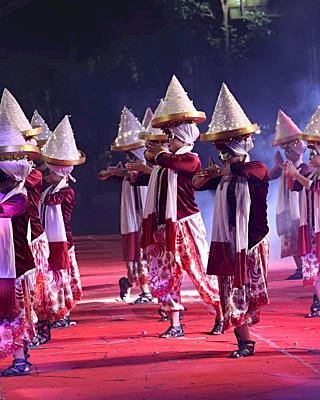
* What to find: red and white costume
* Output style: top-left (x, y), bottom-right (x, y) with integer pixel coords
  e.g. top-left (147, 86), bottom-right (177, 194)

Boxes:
top-left (142, 124), bottom-right (220, 311)
top-left (25, 168), bottom-right (55, 322)
top-left (204, 140), bottom-right (270, 330)
top-left (40, 169), bottom-right (82, 322)
top-left (0, 160), bottom-right (35, 358)
top-left (292, 167), bottom-right (320, 287)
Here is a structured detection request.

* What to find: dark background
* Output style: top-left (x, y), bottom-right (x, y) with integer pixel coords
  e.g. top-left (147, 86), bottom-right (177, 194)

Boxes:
top-left (1, 0), bottom-right (320, 235)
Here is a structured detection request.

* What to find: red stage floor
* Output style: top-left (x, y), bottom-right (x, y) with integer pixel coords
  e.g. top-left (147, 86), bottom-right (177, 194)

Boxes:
top-left (0, 235), bottom-right (319, 400)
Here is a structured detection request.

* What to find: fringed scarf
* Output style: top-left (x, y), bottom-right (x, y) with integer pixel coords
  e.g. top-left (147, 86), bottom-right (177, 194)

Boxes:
top-left (209, 174), bottom-right (251, 288)
top-left (120, 177), bottom-right (147, 235)
top-left (141, 145), bottom-right (193, 251)
top-left (276, 157), bottom-right (302, 237)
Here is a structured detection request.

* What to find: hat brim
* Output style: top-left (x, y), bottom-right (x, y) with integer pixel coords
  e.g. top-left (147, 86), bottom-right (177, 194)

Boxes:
top-left (152, 111), bottom-right (206, 129)
top-left (298, 133), bottom-right (320, 143)
top-left (36, 139), bottom-right (49, 149)
top-left (140, 133), bottom-right (168, 141)
top-left (22, 126), bottom-right (43, 138)
top-left (41, 150), bottom-right (86, 165)
top-left (0, 144), bottom-right (40, 161)
top-left (200, 123), bottom-right (259, 143)
top-left (110, 140), bottom-right (145, 152)
top-left (272, 135), bottom-right (301, 147)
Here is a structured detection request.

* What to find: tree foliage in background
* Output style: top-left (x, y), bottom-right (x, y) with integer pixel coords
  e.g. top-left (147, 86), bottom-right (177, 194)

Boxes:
top-left (160, 0), bottom-right (271, 61)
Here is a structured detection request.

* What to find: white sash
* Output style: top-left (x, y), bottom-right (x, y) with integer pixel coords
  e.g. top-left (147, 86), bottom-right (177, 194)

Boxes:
top-left (143, 145), bottom-right (194, 223)
top-left (120, 177), bottom-right (147, 234)
top-left (41, 177), bottom-right (68, 243)
top-left (211, 174), bottom-right (251, 253)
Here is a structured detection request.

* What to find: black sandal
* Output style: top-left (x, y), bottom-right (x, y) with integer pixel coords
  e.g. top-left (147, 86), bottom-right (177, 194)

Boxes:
top-left (132, 292), bottom-right (153, 304)
top-left (51, 316), bottom-right (76, 329)
top-left (305, 294), bottom-right (320, 318)
top-left (209, 319), bottom-right (224, 335)
top-left (119, 277), bottom-right (132, 301)
top-left (0, 358), bottom-right (31, 377)
top-left (230, 329), bottom-right (255, 358)
top-left (159, 325), bottom-right (184, 338)
top-left (230, 340), bottom-right (256, 358)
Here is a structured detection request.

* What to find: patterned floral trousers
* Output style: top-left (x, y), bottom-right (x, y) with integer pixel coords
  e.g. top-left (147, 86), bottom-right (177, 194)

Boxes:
top-left (0, 276), bottom-right (34, 359)
top-left (218, 237), bottom-right (270, 330)
top-left (147, 214), bottom-right (220, 311)
top-left (34, 245), bottom-right (83, 323)
top-left (302, 234), bottom-right (320, 288)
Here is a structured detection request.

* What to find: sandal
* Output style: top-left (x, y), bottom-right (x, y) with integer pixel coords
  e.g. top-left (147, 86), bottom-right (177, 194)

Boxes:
top-left (230, 329), bottom-right (255, 358)
top-left (132, 292), bottom-right (153, 304)
top-left (51, 316), bottom-right (76, 329)
top-left (30, 321), bottom-right (51, 346)
top-left (305, 294), bottom-right (320, 318)
top-left (119, 277), bottom-right (132, 301)
top-left (159, 325), bottom-right (184, 338)
top-left (230, 340), bottom-right (256, 358)
top-left (286, 270), bottom-right (303, 280)
top-left (0, 358), bottom-right (31, 377)
top-left (209, 319), bottom-right (224, 335)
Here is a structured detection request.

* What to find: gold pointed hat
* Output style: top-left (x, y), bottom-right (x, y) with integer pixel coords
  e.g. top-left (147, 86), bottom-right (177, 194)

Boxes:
top-left (300, 106), bottom-right (320, 143)
top-left (152, 75), bottom-right (206, 128)
top-left (31, 109), bottom-right (52, 147)
top-left (111, 106), bottom-right (145, 151)
top-left (41, 115), bottom-right (85, 165)
top-left (140, 99), bottom-right (168, 141)
top-left (200, 83), bottom-right (259, 143)
top-left (272, 110), bottom-right (302, 146)
top-left (1, 89), bottom-right (42, 138)
top-left (0, 92), bottom-right (40, 160)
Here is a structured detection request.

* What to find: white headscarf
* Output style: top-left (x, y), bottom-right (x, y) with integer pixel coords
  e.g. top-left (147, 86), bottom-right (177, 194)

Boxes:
top-left (0, 159), bottom-right (32, 181)
top-left (130, 146), bottom-right (146, 161)
top-left (288, 139), bottom-right (307, 156)
top-left (225, 136), bottom-right (254, 162)
top-left (46, 163), bottom-right (74, 177)
top-left (169, 123), bottom-right (199, 145)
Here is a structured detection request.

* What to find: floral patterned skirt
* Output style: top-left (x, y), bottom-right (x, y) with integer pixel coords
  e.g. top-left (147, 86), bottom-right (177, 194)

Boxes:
top-left (147, 214), bottom-right (220, 310)
top-left (36, 245), bottom-right (83, 324)
top-left (302, 234), bottom-right (320, 287)
top-left (0, 276), bottom-right (34, 359)
top-left (218, 237), bottom-right (270, 330)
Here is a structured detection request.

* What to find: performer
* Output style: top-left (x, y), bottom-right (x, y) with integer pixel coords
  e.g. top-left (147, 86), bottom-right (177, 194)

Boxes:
top-left (269, 110), bottom-right (307, 280)
top-left (2, 90), bottom-right (55, 345)
top-left (195, 83), bottom-right (269, 357)
top-left (285, 106), bottom-right (320, 318)
top-left (99, 106), bottom-right (153, 304)
top-left (39, 115), bottom-right (85, 327)
top-left (0, 97), bottom-right (40, 376)
top-left (142, 76), bottom-right (222, 338)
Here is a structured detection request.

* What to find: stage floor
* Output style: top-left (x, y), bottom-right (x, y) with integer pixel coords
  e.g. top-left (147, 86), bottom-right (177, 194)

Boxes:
top-left (0, 235), bottom-right (319, 400)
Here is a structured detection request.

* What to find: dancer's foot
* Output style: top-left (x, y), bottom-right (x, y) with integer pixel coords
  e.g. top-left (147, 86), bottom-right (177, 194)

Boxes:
top-left (132, 292), bottom-right (153, 304)
top-left (51, 316), bottom-right (76, 328)
top-left (0, 358), bottom-right (32, 377)
top-left (209, 319), bottom-right (224, 335)
top-left (119, 277), bottom-right (131, 301)
top-left (230, 340), bottom-right (255, 358)
top-left (159, 325), bottom-right (184, 338)
top-left (305, 294), bottom-right (320, 318)
top-left (286, 270), bottom-right (302, 280)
